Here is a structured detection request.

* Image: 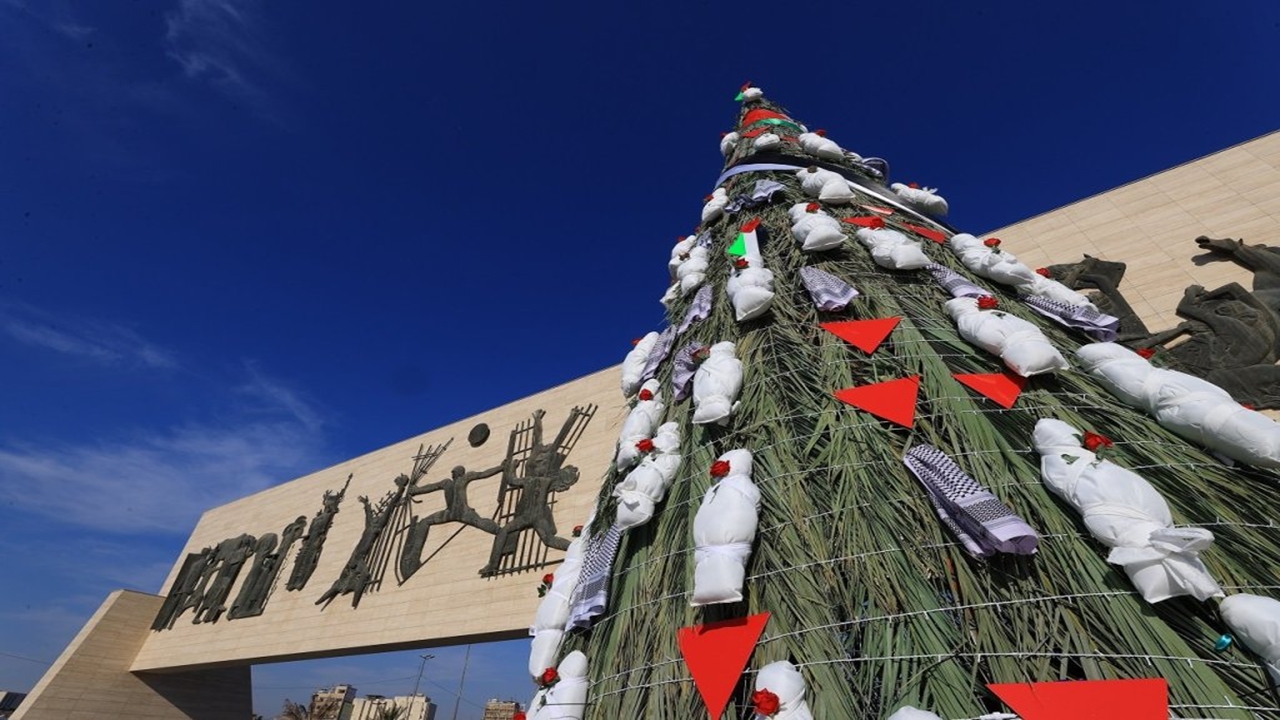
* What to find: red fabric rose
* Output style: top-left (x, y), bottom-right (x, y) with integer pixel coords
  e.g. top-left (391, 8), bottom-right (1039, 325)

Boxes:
top-left (908, 182), bottom-right (919, 189)
top-left (1082, 431), bottom-right (1114, 452)
top-left (513, 713), bottom-right (526, 720)
top-left (734, 258), bottom-right (749, 269)
top-left (572, 525), bottom-right (583, 537)
top-left (1035, 267), bottom-right (1052, 278)
top-left (539, 667), bottom-right (559, 687)
top-left (805, 202), bottom-right (820, 213)
top-left (1243, 403), bottom-right (1256, 410)
top-left (542, 573), bottom-right (554, 585)
top-left (868, 216), bottom-right (885, 229)
top-left (636, 438), bottom-right (655, 453)
top-left (1136, 347), bottom-right (1156, 359)
top-left (983, 237), bottom-right (1001, 248)
top-left (710, 460), bottom-right (731, 477)
top-left (752, 689), bottom-right (781, 716)
top-left (740, 81), bottom-right (752, 91)
top-left (704, 194), bottom-right (715, 202)
top-left (630, 337), bottom-right (642, 346)
top-left (977, 295), bottom-right (999, 310)
top-left (814, 129), bottom-right (827, 137)
top-left (638, 388), bottom-right (654, 401)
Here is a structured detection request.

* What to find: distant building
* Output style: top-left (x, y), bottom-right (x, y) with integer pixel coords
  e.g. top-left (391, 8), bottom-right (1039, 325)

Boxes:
top-left (349, 693), bottom-right (436, 720)
top-left (0, 692), bottom-right (27, 719)
top-left (310, 684), bottom-right (357, 719)
top-left (481, 698), bottom-right (521, 720)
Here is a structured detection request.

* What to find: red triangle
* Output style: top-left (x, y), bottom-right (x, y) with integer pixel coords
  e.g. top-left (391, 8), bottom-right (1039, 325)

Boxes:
top-left (954, 371), bottom-right (1026, 409)
top-left (841, 216), bottom-right (887, 229)
top-left (901, 222), bottom-right (947, 243)
top-left (861, 204), bottom-right (895, 215)
top-left (988, 679), bottom-right (1167, 720)
top-left (821, 317), bottom-right (901, 354)
top-left (678, 613), bottom-right (771, 719)
top-left (741, 108), bottom-right (791, 126)
top-left (833, 376), bottom-right (920, 428)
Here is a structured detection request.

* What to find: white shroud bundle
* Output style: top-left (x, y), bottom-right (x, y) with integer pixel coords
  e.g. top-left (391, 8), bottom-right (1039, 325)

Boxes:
top-left (676, 246), bottom-right (710, 297)
top-left (948, 233), bottom-right (1091, 306)
top-left (692, 341), bottom-right (743, 425)
top-left (528, 651), bottom-right (589, 720)
top-left (944, 297), bottom-right (1068, 377)
top-left (1032, 418), bottom-right (1223, 603)
top-left (720, 132), bottom-right (740, 157)
top-left (620, 333), bottom-right (659, 397)
top-left (754, 132), bottom-right (781, 151)
top-left (668, 236), bottom-right (696, 280)
top-left (691, 449), bottom-right (759, 605)
top-left (795, 166), bottom-right (854, 204)
top-left (787, 202), bottom-right (846, 252)
top-left (727, 254), bottom-right (775, 321)
top-left (1076, 343), bottom-right (1280, 469)
top-left (613, 421), bottom-right (681, 530)
top-left (854, 227), bottom-right (930, 270)
top-left (753, 661), bottom-right (813, 720)
top-left (797, 131), bottom-right (844, 161)
top-left (614, 379), bottom-right (665, 469)
top-left (527, 538), bottom-right (586, 677)
top-left (1221, 593), bottom-right (1280, 684)
top-left (890, 182), bottom-right (948, 217)
top-left (701, 187), bottom-right (729, 224)
top-left (886, 707), bottom-right (945, 720)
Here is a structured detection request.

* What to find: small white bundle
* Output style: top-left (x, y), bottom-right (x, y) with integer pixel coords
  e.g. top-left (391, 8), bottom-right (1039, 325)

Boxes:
top-left (614, 379), bottom-right (665, 469)
top-left (1033, 418), bottom-right (1223, 603)
top-left (527, 539), bottom-right (585, 677)
top-left (676, 246), bottom-right (710, 297)
top-left (692, 341), bottom-right (742, 425)
top-left (944, 297), bottom-right (1068, 377)
top-left (753, 661), bottom-right (813, 720)
top-left (620, 333), bottom-right (659, 397)
top-left (692, 449), bottom-right (759, 605)
top-left (795, 166), bottom-right (854, 205)
top-left (886, 707), bottom-right (945, 720)
top-left (948, 234), bottom-right (1091, 306)
top-left (740, 86), bottom-right (764, 101)
top-left (727, 254), bottom-right (775, 321)
top-left (797, 131), bottom-right (844, 161)
top-left (613, 421), bottom-right (681, 530)
top-left (855, 227), bottom-right (930, 270)
top-left (754, 132), bottom-right (781, 151)
top-left (720, 132), bottom-right (740, 157)
top-left (701, 187), bottom-right (729, 224)
top-left (890, 182), bottom-right (949, 217)
top-left (1221, 593), bottom-right (1280, 684)
top-left (1076, 343), bottom-right (1280, 469)
top-left (668, 236), bottom-right (696, 280)
top-left (787, 202), bottom-right (846, 252)
top-left (528, 650), bottom-right (589, 720)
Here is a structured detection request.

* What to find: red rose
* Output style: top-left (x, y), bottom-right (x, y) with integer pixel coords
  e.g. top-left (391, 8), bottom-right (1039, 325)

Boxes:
top-left (572, 525), bottom-right (583, 537)
top-left (676, 236), bottom-right (686, 245)
top-left (710, 460), bottom-right (731, 477)
top-left (752, 689), bottom-right (781, 716)
top-left (514, 713), bottom-right (527, 720)
top-left (636, 438), bottom-right (656, 453)
top-left (740, 80), bottom-right (752, 91)
top-left (638, 388), bottom-right (654, 401)
top-left (814, 129), bottom-right (827, 137)
top-left (1136, 347), bottom-right (1156, 359)
top-left (983, 237), bottom-right (1001, 248)
top-left (908, 182), bottom-right (919, 189)
top-left (1082, 431), bottom-right (1114, 452)
top-left (542, 573), bottom-right (554, 585)
top-left (734, 258), bottom-right (749, 269)
top-left (1035, 267), bottom-right (1052, 278)
top-left (693, 346), bottom-right (710, 363)
top-left (539, 667), bottom-right (559, 687)
top-left (630, 337), bottom-right (642, 346)
top-left (805, 202), bottom-right (820, 213)
top-left (704, 194), bottom-right (715, 202)
top-left (1243, 403), bottom-right (1257, 410)
top-left (868, 216), bottom-right (885, 229)
top-left (977, 295), bottom-right (999, 310)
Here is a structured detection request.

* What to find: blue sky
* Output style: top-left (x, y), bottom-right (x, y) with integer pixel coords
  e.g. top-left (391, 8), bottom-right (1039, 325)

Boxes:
top-left (1, 0), bottom-right (1278, 717)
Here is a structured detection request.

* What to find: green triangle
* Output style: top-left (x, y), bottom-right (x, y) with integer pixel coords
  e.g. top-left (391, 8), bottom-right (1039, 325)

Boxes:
top-left (727, 233), bottom-right (747, 257)
top-left (734, 91), bottom-right (745, 101)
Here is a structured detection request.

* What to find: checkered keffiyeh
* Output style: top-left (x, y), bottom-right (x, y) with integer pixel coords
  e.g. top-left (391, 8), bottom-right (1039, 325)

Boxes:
top-left (672, 342), bottom-right (706, 402)
top-left (925, 262), bottom-right (986, 299)
top-left (799, 266), bottom-right (859, 311)
top-left (678, 285), bottom-right (713, 335)
top-left (903, 444), bottom-right (1039, 558)
top-left (566, 524), bottom-right (623, 631)
top-left (724, 179), bottom-right (787, 213)
top-left (640, 327), bottom-right (676, 382)
top-left (1020, 294), bottom-right (1120, 342)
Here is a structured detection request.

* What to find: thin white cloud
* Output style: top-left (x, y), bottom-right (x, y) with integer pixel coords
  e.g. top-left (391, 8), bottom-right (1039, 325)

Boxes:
top-left (164, 0), bottom-right (284, 107)
top-left (0, 302), bottom-right (178, 369)
top-left (54, 22), bottom-right (93, 40)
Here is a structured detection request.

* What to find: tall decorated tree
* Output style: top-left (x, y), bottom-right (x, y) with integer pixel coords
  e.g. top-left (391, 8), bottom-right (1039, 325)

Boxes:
top-left (523, 86), bottom-right (1280, 720)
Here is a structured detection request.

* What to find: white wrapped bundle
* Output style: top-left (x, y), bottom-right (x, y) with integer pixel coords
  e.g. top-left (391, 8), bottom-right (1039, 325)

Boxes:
top-left (677, 246), bottom-right (710, 296)
top-left (614, 380), bottom-right (665, 469)
top-left (855, 227), bottom-right (930, 270)
top-left (620, 333), bottom-right (659, 397)
top-left (720, 132), bottom-right (740, 157)
top-left (741, 86), bottom-right (764, 101)
top-left (787, 202), bottom-right (846, 252)
top-left (886, 708), bottom-right (944, 720)
top-left (692, 449), bottom-right (759, 605)
top-left (668, 236), bottom-right (696, 280)
top-left (1033, 418), bottom-right (1223, 603)
top-left (529, 651), bottom-right (588, 720)
top-left (613, 422), bottom-right (682, 530)
top-left (890, 182), bottom-right (949, 217)
top-left (795, 166), bottom-right (853, 204)
top-left (948, 234), bottom-right (1091, 306)
top-left (727, 255), bottom-right (775, 321)
top-left (754, 132), bottom-right (781, 151)
top-left (798, 131), bottom-right (843, 161)
top-left (701, 187), bottom-right (729, 224)
top-left (1221, 593), bottom-right (1280, 684)
top-left (753, 661), bottom-right (813, 720)
top-left (944, 297), bottom-right (1068, 377)
top-left (527, 539), bottom-right (586, 677)
top-left (1076, 343), bottom-right (1280, 469)
top-left (692, 341), bottom-right (742, 425)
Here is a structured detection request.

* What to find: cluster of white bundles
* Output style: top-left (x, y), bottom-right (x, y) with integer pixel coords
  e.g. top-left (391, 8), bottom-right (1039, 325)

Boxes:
top-left (788, 202), bottom-right (845, 252)
top-left (701, 187), bottom-right (729, 224)
top-left (753, 661), bottom-right (813, 720)
top-left (944, 297), bottom-right (1068, 377)
top-left (797, 130), bottom-right (843, 161)
top-left (692, 341), bottom-right (742, 425)
top-left (854, 226), bottom-right (930, 270)
top-left (754, 132), bottom-right (781, 151)
top-left (620, 333), bottom-right (659, 397)
top-left (795, 166), bottom-right (854, 204)
top-left (527, 651), bottom-right (588, 720)
top-left (614, 379), bottom-right (665, 469)
top-left (890, 182), bottom-right (948, 217)
top-left (527, 539), bottom-right (585, 676)
top-left (691, 449), bottom-right (759, 605)
top-left (948, 233), bottom-right (1091, 306)
top-left (720, 131), bottom-right (740, 157)
top-left (727, 255), bottom-right (775, 321)
top-left (1033, 418), bottom-right (1223, 603)
top-left (668, 235), bottom-right (696, 279)
top-left (613, 422), bottom-right (681, 530)
top-left (1221, 593), bottom-right (1280, 684)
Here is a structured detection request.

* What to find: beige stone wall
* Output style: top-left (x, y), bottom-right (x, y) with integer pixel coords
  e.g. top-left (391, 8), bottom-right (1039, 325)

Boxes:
top-left (988, 130), bottom-right (1280, 332)
top-left (132, 365), bottom-right (628, 672)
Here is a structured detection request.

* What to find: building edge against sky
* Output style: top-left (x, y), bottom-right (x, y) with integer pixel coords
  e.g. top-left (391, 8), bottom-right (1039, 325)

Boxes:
top-left (10, 128), bottom-right (1280, 720)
